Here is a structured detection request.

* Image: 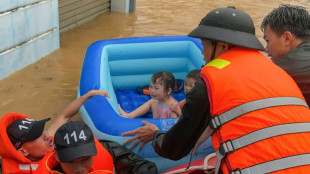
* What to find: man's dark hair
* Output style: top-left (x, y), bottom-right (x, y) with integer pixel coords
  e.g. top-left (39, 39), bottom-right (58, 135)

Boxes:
top-left (261, 4), bottom-right (310, 42)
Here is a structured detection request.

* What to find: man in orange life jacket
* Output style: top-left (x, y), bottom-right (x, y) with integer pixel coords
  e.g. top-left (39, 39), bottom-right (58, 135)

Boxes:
top-left (0, 90), bottom-right (110, 173)
top-left (0, 90), bottom-right (158, 174)
top-left (121, 6), bottom-right (310, 174)
top-left (35, 121), bottom-right (114, 174)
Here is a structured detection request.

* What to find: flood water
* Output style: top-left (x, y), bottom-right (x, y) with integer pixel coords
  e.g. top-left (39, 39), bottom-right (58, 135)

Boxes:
top-left (0, 0), bottom-right (309, 127)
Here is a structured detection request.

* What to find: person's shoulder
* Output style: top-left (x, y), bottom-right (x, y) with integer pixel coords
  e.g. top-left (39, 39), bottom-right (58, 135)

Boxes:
top-left (188, 79), bottom-right (207, 97)
top-left (170, 96), bottom-right (178, 103)
top-left (149, 99), bottom-right (158, 107)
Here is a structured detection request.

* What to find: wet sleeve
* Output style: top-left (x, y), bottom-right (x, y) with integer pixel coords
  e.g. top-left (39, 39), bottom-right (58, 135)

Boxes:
top-left (152, 79), bottom-right (211, 160)
top-left (98, 140), bottom-right (158, 174)
top-left (288, 73), bottom-right (310, 106)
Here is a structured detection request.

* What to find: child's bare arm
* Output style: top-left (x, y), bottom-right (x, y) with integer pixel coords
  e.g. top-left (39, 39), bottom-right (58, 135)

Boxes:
top-left (120, 100), bottom-right (153, 118)
top-left (118, 104), bottom-right (128, 117)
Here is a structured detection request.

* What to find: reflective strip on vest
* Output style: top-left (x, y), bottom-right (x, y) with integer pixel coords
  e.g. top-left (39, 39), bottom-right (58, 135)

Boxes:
top-left (212, 97), bottom-right (308, 174)
top-left (19, 163), bottom-right (39, 170)
top-left (215, 122), bottom-right (310, 173)
top-left (190, 97), bottom-right (309, 172)
top-left (210, 97), bottom-right (309, 129)
top-left (206, 59), bottom-right (231, 69)
top-left (200, 48), bottom-right (310, 174)
top-left (231, 154), bottom-right (310, 174)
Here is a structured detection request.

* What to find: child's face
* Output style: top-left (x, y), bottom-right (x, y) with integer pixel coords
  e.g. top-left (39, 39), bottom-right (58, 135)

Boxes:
top-left (60, 156), bottom-right (94, 174)
top-left (184, 77), bottom-right (196, 94)
top-left (149, 79), bottom-right (168, 100)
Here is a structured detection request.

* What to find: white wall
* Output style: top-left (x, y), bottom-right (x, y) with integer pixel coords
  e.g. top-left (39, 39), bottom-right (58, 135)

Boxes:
top-left (0, 0), bottom-right (60, 80)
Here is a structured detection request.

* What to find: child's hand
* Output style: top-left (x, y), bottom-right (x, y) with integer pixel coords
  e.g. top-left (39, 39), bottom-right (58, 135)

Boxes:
top-left (170, 102), bottom-right (181, 117)
top-left (170, 102), bottom-right (179, 112)
top-left (118, 104), bottom-right (127, 116)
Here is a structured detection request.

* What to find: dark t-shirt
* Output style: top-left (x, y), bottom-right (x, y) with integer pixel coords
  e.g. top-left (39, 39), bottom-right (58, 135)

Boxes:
top-left (274, 42), bottom-right (310, 106)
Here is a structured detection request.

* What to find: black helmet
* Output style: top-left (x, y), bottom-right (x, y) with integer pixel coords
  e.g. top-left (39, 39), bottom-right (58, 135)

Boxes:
top-left (188, 6), bottom-right (264, 51)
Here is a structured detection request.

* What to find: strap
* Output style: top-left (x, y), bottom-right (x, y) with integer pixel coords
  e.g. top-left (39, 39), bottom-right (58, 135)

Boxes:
top-left (187, 126), bottom-right (214, 169)
top-left (210, 97), bottom-right (308, 129)
top-left (215, 122), bottom-right (310, 174)
top-left (231, 153), bottom-right (310, 174)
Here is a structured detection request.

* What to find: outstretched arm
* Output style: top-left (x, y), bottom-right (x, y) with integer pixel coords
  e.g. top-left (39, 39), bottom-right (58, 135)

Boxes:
top-left (119, 99), bottom-right (153, 118)
top-left (122, 121), bottom-right (159, 152)
top-left (46, 90), bottom-right (110, 136)
top-left (122, 80), bottom-right (211, 160)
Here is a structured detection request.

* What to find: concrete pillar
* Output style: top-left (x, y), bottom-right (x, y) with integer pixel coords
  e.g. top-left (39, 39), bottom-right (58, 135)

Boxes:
top-left (111, 0), bottom-right (136, 13)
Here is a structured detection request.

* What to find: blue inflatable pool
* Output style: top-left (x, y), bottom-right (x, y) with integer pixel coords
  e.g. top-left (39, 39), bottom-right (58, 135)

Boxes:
top-left (78, 36), bottom-right (214, 172)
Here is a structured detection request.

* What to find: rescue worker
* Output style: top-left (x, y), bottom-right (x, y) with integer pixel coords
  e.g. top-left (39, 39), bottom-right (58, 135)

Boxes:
top-left (0, 90), bottom-right (157, 174)
top-left (35, 121), bottom-right (113, 174)
top-left (122, 6), bottom-right (310, 173)
top-left (37, 121), bottom-right (158, 174)
top-left (0, 90), bottom-right (108, 174)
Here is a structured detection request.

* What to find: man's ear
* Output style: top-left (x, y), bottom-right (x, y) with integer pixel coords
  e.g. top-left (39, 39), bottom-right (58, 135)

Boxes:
top-left (17, 147), bottom-right (29, 157)
top-left (219, 42), bottom-right (230, 52)
top-left (282, 31), bottom-right (293, 45)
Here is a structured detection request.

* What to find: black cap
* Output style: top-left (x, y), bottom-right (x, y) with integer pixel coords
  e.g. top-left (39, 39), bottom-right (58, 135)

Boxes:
top-left (188, 6), bottom-right (264, 51)
top-left (7, 118), bottom-right (50, 149)
top-left (54, 121), bottom-right (97, 163)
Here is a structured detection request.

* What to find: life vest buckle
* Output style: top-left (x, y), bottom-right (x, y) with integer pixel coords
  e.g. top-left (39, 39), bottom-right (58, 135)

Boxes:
top-left (230, 168), bottom-right (241, 174)
top-left (210, 116), bottom-right (221, 130)
top-left (218, 140), bottom-right (234, 156)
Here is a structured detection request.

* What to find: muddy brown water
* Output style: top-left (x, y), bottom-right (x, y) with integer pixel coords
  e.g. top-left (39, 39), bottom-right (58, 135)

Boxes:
top-left (0, 0), bottom-right (308, 129)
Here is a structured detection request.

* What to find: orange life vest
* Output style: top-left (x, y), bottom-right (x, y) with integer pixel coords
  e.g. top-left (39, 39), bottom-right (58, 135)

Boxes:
top-left (35, 138), bottom-right (114, 174)
top-left (0, 113), bottom-right (43, 174)
top-left (200, 47), bottom-right (310, 174)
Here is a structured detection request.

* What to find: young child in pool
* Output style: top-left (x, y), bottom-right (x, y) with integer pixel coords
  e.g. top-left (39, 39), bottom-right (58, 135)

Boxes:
top-left (170, 69), bottom-right (201, 117)
top-left (118, 71), bottom-right (178, 119)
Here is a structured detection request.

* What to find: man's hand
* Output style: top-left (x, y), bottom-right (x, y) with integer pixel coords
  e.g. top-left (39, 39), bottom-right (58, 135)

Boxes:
top-left (89, 90), bottom-right (110, 99)
top-left (122, 121), bottom-right (159, 152)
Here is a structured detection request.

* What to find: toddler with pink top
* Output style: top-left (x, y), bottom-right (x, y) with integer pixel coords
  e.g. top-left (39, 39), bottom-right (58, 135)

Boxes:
top-left (118, 71), bottom-right (178, 119)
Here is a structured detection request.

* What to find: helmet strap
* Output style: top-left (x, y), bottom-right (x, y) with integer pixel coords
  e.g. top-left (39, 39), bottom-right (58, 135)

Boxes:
top-left (210, 41), bottom-right (218, 61)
